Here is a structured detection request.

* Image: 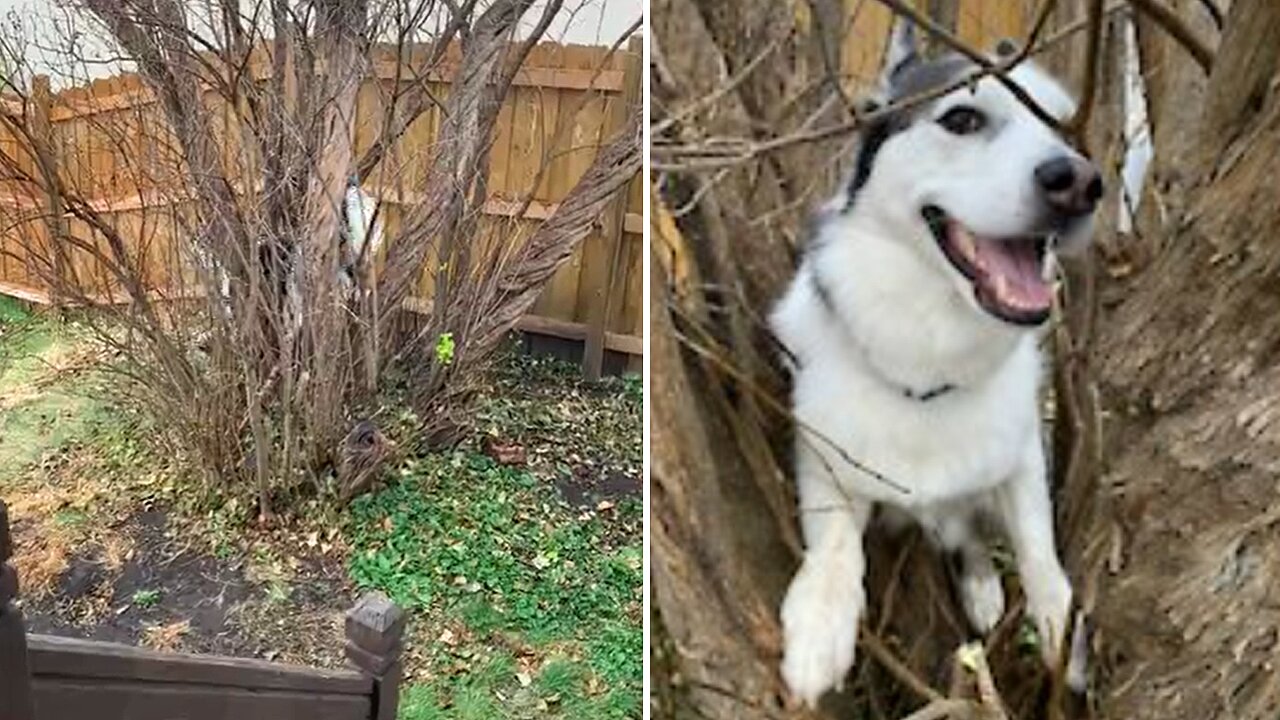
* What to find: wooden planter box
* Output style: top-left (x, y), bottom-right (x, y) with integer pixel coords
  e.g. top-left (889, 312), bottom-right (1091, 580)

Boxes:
top-left (0, 502), bottom-right (405, 720)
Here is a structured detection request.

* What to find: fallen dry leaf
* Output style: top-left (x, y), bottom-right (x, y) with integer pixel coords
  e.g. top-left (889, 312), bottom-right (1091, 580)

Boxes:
top-left (142, 620), bottom-right (190, 652)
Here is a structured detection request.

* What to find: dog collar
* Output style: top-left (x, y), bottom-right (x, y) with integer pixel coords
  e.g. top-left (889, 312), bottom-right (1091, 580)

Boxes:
top-left (809, 270), bottom-right (959, 403)
top-left (902, 383), bottom-right (955, 402)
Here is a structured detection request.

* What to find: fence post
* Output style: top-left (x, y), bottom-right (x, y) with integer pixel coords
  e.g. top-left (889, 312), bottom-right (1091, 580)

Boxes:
top-left (1, 501), bottom-right (36, 720)
top-left (582, 34), bottom-right (642, 380)
top-left (31, 75), bottom-right (65, 310)
top-left (345, 593), bottom-right (406, 720)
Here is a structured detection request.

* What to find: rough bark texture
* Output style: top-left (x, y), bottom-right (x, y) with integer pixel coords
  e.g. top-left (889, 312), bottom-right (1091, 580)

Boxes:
top-left (1086, 3), bottom-right (1280, 716)
top-left (651, 246), bottom-right (800, 720)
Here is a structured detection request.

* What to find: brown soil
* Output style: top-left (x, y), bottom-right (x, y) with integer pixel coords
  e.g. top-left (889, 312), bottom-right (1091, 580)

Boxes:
top-left (22, 506), bottom-right (354, 669)
top-left (555, 463), bottom-right (641, 508)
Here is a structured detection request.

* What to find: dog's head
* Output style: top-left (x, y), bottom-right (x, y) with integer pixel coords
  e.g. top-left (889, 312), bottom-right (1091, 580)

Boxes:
top-left (842, 22), bottom-right (1102, 327)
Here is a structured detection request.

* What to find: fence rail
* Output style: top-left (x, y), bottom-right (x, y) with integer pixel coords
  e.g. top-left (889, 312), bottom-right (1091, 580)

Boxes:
top-left (0, 38), bottom-right (643, 376)
top-left (0, 501), bottom-right (406, 720)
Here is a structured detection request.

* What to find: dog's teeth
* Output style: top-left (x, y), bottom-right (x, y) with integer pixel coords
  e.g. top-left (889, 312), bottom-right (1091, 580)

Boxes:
top-left (993, 273), bottom-right (1009, 301)
top-left (955, 229), bottom-right (977, 259)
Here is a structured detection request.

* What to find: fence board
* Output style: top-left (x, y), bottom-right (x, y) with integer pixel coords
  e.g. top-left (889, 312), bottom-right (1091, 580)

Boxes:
top-left (31, 679), bottom-right (371, 720)
top-left (1, 502), bottom-right (36, 720)
top-left (488, 92), bottom-right (516, 196)
top-left (27, 635), bottom-right (370, 695)
top-left (582, 36), bottom-right (642, 378)
top-left (840, 0), bottom-right (1027, 88)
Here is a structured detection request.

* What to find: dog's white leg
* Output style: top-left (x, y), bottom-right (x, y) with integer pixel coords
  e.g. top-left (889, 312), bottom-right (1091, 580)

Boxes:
top-left (954, 532), bottom-right (1006, 634)
top-left (780, 445), bottom-right (871, 708)
top-left (996, 441), bottom-right (1084, 689)
top-left (927, 503), bottom-right (1006, 634)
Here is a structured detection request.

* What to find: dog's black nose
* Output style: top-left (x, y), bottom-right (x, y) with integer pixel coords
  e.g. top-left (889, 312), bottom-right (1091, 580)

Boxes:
top-left (1035, 156), bottom-right (1103, 216)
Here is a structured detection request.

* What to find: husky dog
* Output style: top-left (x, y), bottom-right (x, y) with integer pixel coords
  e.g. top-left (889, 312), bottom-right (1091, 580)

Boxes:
top-left (769, 23), bottom-right (1101, 706)
top-left (198, 176), bottom-right (382, 317)
top-left (340, 174), bottom-right (384, 291)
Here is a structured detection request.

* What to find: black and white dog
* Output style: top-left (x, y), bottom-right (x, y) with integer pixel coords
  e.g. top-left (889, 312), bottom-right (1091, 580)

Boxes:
top-left (769, 23), bottom-right (1101, 706)
top-left (198, 176), bottom-right (383, 322)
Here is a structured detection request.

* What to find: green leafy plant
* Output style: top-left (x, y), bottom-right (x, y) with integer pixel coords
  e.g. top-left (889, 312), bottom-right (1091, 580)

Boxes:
top-left (131, 589), bottom-right (162, 609)
top-left (620, 373), bottom-right (642, 404)
top-left (434, 332), bottom-right (455, 366)
top-left (348, 450), bottom-right (641, 718)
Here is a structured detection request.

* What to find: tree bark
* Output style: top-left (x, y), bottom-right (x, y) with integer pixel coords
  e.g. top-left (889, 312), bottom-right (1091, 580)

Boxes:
top-left (650, 243), bottom-right (800, 720)
top-left (1083, 4), bottom-right (1280, 717)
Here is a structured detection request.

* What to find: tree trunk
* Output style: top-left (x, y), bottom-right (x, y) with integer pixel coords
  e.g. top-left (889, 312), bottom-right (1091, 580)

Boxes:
top-left (1083, 3), bottom-right (1280, 717)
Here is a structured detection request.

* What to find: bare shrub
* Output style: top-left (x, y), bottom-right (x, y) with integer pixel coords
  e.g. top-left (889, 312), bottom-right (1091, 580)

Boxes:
top-left (0, 0), bottom-right (640, 519)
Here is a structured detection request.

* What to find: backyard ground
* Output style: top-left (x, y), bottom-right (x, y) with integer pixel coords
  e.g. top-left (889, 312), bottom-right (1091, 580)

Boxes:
top-left (0, 296), bottom-right (643, 719)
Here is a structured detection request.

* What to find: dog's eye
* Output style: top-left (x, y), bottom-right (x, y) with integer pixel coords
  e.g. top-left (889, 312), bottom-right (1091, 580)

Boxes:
top-left (937, 106), bottom-right (987, 135)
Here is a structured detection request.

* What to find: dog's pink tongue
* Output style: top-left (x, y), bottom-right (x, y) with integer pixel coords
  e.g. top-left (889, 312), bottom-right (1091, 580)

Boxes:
top-left (974, 238), bottom-right (1052, 309)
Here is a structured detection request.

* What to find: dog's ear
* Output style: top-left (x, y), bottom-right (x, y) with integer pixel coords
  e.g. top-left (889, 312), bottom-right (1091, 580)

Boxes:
top-left (878, 18), bottom-right (919, 95)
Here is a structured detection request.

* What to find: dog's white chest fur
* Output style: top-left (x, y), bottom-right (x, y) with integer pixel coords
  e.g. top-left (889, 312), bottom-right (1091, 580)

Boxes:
top-left (771, 213), bottom-right (1044, 510)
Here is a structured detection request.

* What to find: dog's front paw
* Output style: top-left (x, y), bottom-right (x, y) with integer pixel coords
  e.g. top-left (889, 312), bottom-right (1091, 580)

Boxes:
top-left (1065, 609), bottom-right (1088, 693)
top-left (960, 569), bottom-right (1005, 634)
top-left (1025, 569), bottom-right (1073, 675)
top-left (780, 559), bottom-right (863, 707)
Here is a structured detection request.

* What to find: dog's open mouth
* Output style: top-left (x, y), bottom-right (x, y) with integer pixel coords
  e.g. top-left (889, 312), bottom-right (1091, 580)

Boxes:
top-left (922, 205), bottom-right (1053, 326)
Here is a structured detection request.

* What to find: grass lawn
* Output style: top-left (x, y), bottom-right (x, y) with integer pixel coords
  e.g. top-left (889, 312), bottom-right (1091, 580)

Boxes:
top-left (0, 298), bottom-right (113, 480)
top-left (350, 452), bottom-right (641, 719)
top-left (0, 302), bottom-right (642, 719)
top-left (353, 354), bottom-right (643, 719)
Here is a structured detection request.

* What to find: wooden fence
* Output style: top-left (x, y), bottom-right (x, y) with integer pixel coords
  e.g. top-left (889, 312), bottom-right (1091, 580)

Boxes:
top-left (1, 501), bottom-right (406, 720)
top-left (0, 37), bottom-right (643, 376)
top-left (837, 0), bottom-right (1030, 85)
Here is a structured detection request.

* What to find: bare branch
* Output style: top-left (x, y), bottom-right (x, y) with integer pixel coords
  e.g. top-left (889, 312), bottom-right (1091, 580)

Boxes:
top-left (474, 111), bottom-right (640, 351)
top-left (1130, 0), bottom-right (1214, 73)
top-left (1069, 0), bottom-right (1107, 142)
top-left (354, 0), bottom-right (480, 182)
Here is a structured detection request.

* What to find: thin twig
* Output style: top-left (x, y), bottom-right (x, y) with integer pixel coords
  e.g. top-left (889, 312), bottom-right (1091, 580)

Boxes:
top-left (899, 699), bottom-right (977, 720)
top-left (651, 64), bottom-right (1001, 170)
top-left (669, 317), bottom-right (910, 495)
top-left (652, 1), bottom-right (1128, 172)
top-left (1025, 0), bottom-right (1061, 52)
top-left (651, 37), bottom-right (781, 138)
top-left (806, 0), bottom-right (857, 112)
top-left (1038, 1), bottom-right (1129, 55)
top-left (1069, 0), bottom-right (1107, 143)
top-left (860, 630), bottom-right (945, 703)
top-left (681, 678), bottom-right (794, 720)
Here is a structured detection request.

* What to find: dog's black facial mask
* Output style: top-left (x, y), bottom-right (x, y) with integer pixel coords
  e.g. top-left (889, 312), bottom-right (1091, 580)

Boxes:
top-left (843, 30), bottom-right (975, 210)
top-left (845, 107), bottom-right (900, 206)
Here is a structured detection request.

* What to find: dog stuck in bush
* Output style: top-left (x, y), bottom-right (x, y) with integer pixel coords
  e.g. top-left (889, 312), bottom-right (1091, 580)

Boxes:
top-left (769, 21), bottom-right (1101, 707)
